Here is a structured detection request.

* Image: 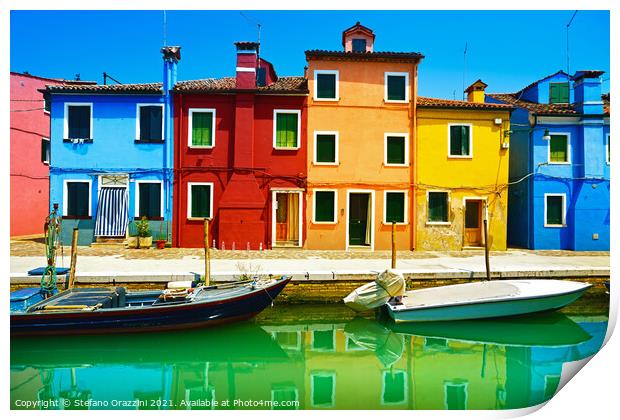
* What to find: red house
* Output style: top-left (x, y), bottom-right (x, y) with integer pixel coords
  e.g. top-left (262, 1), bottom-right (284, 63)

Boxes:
top-left (172, 42), bottom-right (308, 249)
top-left (10, 72), bottom-right (93, 237)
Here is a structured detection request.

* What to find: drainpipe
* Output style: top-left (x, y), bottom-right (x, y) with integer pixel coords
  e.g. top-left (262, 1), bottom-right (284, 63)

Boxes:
top-left (409, 61), bottom-right (418, 251)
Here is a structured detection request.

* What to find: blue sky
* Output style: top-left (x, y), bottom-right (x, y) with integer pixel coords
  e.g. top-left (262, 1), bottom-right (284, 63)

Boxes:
top-left (10, 10), bottom-right (610, 97)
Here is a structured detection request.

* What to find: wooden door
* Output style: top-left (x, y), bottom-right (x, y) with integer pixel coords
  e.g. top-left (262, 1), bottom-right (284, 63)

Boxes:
top-left (275, 193), bottom-right (300, 246)
top-left (349, 193), bottom-right (370, 246)
top-left (275, 193), bottom-right (289, 244)
top-left (464, 200), bottom-right (482, 246)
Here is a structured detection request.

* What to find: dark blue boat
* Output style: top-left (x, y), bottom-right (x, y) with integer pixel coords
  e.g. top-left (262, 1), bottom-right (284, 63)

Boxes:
top-left (10, 276), bottom-right (291, 336)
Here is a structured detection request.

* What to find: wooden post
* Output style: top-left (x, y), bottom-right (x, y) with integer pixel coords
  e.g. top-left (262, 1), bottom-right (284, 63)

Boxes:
top-left (204, 218), bottom-right (210, 286)
top-left (483, 218), bottom-right (491, 281)
top-left (391, 222), bottom-right (397, 269)
top-left (68, 227), bottom-right (79, 289)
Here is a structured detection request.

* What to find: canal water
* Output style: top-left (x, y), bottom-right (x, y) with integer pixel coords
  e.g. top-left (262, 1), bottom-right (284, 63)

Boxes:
top-left (11, 293), bottom-right (609, 410)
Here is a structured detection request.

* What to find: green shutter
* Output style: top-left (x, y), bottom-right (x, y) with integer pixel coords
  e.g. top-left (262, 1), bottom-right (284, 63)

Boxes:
top-left (549, 135), bottom-right (568, 162)
top-left (192, 112), bottom-right (213, 146)
top-left (191, 185), bottom-right (211, 218)
top-left (385, 192), bottom-right (405, 223)
top-left (316, 73), bottom-right (336, 99)
top-left (550, 82), bottom-right (569, 104)
top-left (445, 384), bottom-right (467, 410)
top-left (386, 136), bottom-right (405, 164)
top-left (387, 75), bottom-right (406, 101)
top-left (315, 191), bottom-right (335, 222)
top-left (450, 125), bottom-right (470, 156)
top-left (316, 134), bottom-right (336, 163)
top-left (312, 374), bottom-right (334, 406)
top-left (139, 183), bottom-right (161, 218)
top-left (428, 192), bottom-right (448, 222)
top-left (546, 196), bottom-right (564, 225)
top-left (276, 113), bottom-right (298, 148)
top-left (383, 373), bottom-right (405, 404)
top-left (67, 182), bottom-right (89, 217)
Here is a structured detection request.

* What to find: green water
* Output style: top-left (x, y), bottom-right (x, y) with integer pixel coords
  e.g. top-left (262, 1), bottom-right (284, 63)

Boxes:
top-left (10, 297), bottom-right (609, 410)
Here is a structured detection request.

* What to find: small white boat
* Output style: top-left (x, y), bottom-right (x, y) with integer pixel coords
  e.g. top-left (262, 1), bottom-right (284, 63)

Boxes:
top-left (386, 279), bottom-right (591, 323)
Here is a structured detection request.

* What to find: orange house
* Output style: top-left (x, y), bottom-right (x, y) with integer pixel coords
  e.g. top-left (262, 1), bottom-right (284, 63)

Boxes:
top-left (304, 23), bottom-right (423, 250)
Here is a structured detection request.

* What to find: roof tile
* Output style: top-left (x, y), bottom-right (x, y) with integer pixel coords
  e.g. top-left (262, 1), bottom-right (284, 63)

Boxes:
top-left (173, 76), bottom-right (308, 94)
top-left (417, 96), bottom-right (513, 110)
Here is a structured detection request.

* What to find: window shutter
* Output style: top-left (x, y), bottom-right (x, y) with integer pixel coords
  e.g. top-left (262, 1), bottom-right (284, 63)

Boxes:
top-left (549, 84), bottom-right (559, 103)
top-left (460, 126), bottom-right (470, 155)
top-left (386, 192), bottom-right (405, 223)
top-left (41, 139), bottom-right (50, 163)
top-left (316, 134), bottom-right (336, 163)
top-left (192, 112), bottom-right (213, 146)
top-left (549, 135), bottom-right (568, 162)
top-left (450, 126), bottom-right (470, 156)
top-left (315, 191), bottom-right (335, 222)
top-left (276, 113), bottom-right (298, 148)
top-left (316, 74), bottom-right (336, 99)
top-left (428, 192), bottom-right (448, 222)
top-left (139, 183), bottom-right (161, 218)
top-left (546, 196), bottom-right (563, 225)
top-left (387, 136), bottom-right (405, 164)
top-left (559, 83), bottom-right (569, 103)
top-left (191, 185), bottom-right (211, 218)
top-left (68, 106), bottom-right (90, 139)
top-left (150, 106), bottom-right (162, 140)
top-left (67, 182), bottom-right (89, 217)
top-left (387, 76), bottom-right (406, 101)
top-left (352, 39), bottom-right (367, 53)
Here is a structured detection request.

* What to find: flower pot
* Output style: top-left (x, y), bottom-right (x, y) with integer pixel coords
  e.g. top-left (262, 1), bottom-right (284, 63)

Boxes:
top-left (155, 239), bottom-right (166, 249)
top-left (126, 236), bottom-right (138, 248)
top-left (138, 236), bottom-right (153, 249)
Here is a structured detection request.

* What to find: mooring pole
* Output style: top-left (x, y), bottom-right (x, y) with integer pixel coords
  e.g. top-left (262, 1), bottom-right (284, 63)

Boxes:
top-left (391, 222), bottom-right (397, 269)
top-left (483, 218), bottom-right (491, 281)
top-left (204, 218), bottom-right (211, 286)
top-left (68, 227), bottom-right (79, 289)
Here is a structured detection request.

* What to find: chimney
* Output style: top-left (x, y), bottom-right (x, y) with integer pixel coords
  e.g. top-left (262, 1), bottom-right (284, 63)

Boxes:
top-left (161, 46), bottom-right (181, 93)
top-left (572, 70), bottom-right (605, 115)
top-left (234, 42), bottom-right (259, 89)
top-left (465, 79), bottom-right (488, 103)
top-left (342, 22), bottom-right (375, 53)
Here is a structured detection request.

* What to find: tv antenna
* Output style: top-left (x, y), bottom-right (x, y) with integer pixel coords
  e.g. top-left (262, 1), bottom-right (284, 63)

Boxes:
top-left (163, 10), bottom-right (167, 46)
top-left (462, 42), bottom-right (468, 100)
top-left (566, 11), bottom-right (578, 75)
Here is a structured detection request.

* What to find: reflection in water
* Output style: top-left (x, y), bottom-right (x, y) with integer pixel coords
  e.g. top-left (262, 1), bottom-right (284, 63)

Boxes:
top-left (11, 306), bottom-right (608, 410)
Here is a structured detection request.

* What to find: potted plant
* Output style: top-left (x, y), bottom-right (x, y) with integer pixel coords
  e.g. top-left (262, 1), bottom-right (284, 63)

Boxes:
top-left (126, 221), bottom-right (138, 248)
top-left (155, 233), bottom-right (167, 249)
top-left (136, 216), bottom-right (152, 249)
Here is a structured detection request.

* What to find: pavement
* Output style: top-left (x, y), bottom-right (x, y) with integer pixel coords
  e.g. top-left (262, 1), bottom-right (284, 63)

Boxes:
top-left (10, 239), bottom-right (610, 284)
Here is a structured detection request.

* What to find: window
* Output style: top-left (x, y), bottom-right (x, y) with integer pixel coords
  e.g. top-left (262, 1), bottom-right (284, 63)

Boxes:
top-left (273, 110), bottom-right (300, 149)
top-left (444, 381), bottom-right (468, 410)
top-left (548, 134), bottom-right (570, 163)
top-left (188, 108), bottom-right (216, 148)
top-left (428, 191), bottom-right (449, 223)
top-left (312, 330), bottom-right (335, 351)
top-left (384, 191), bottom-right (406, 224)
top-left (449, 124), bottom-right (472, 157)
top-left (311, 373), bottom-right (335, 408)
top-left (41, 138), bottom-right (50, 164)
top-left (313, 190), bottom-right (337, 223)
top-left (43, 95), bottom-right (51, 113)
top-left (352, 38), bottom-right (367, 52)
top-left (271, 386), bottom-right (299, 410)
top-left (137, 104), bottom-right (163, 142)
top-left (314, 71), bottom-right (339, 100)
top-left (545, 194), bottom-right (566, 227)
top-left (385, 72), bottom-right (409, 102)
top-left (382, 371), bottom-right (406, 405)
top-left (187, 183), bottom-right (213, 219)
top-left (136, 182), bottom-right (162, 219)
top-left (606, 134), bottom-right (610, 164)
top-left (385, 134), bottom-right (408, 165)
top-left (314, 132), bottom-right (338, 164)
top-left (65, 103), bottom-right (92, 140)
top-left (549, 82), bottom-right (569, 104)
top-left (64, 181), bottom-right (91, 218)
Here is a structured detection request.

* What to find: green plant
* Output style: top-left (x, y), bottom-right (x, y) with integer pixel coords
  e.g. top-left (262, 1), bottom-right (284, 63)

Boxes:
top-left (136, 216), bottom-right (151, 238)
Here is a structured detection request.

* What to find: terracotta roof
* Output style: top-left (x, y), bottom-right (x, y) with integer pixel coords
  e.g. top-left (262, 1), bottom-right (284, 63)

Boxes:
top-left (11, 71), bottom-right (96, 85)
top-left (45, 82), bottom-right (163, 94)
top-left (417, 96), bottom-right (513, 111)
top-left (572, 70), bottom-right (605, 81)
top-left (173, 76), bottom-right (308, 94)
top-left (305, 50), bottom-right (424, 63)
top-left (487, 93), bottom-right (610, 116)
top-left (342, 22), bottom-right (375, 46)
top-left (602, 93), bottom-right (610, 115)
top-left (464, 79), bottom-right (487, 93)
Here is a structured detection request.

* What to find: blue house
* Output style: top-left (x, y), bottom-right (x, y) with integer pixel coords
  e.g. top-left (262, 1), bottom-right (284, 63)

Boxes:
top-left (487, 70), bottom-right (610, 250)
top-left (44, 47), bottom-right (180, 245)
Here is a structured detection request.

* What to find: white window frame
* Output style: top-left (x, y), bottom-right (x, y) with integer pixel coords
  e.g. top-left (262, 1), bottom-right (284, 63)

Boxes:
top-left (381, 370), bottom-right (408, 406)
top-left (273, 109), bottom-right (301, 150)
top-left (444, 381), bottom-right (468, 410)
top-left (311, 329), bottom-right (336, 352)
top-left (447, 123), bottom-right (474, 159)
top-left (606, 133), bottom-right (610, 164)
top-left (384, 133), bottom-right (410, 167)
top-left (187, 182), bottom-right (214, 220)
top-left (383, 190), bottom-right (408, 225)
top-left (63, 179), bottom-right (92, 217)
top-left (42, 137), bottom-right (50, 165)
top-left (547, 132), bottom-right (571, 165)
top-left (345, 189), bottom-right (376, 250)
top-left (312, 189), bottom-right (338, 224)
top-left (135, 103), bottom-right (165, 141)
top-left (313, 131), bottom-right (339, 165)
top-left (134, 180), bottom-right (164, 219)
top-left (544, 193), bottom-right (567, 228)
top-left (271, 331), bottom-right (302, 351)
top-left (310, 372), bottom-right (336, 408)
top-left (270, 386), bottom-right (300, 410)
top-left (426, 190), bottom-right (451, 226)
top-left (187, 108), bottom-right (217, 148)
top-left (63, 102), bottom-right (93, 140)
top-left (384, 72), bottom-right (410, 103)
top-left (313, 70), bottom-right (339, 101)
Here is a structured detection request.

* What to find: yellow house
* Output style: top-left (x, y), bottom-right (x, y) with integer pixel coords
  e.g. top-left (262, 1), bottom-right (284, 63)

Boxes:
top-left (415, 81), bottom-right (513, 251)
top-left (305, 22), bottom-right (423, 250)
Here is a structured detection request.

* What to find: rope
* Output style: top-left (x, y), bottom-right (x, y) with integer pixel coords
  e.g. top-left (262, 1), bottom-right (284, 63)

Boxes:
top-left (41, 207), bottom-right (61, 296)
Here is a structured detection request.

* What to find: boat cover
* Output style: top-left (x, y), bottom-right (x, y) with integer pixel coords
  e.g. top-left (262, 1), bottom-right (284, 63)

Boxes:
top-left (343, 269), bottom-right (405, 312)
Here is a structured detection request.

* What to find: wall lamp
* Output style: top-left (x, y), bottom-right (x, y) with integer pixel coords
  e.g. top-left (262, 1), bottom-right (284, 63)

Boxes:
top-left (542, 129), bottom-right (551, 141)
